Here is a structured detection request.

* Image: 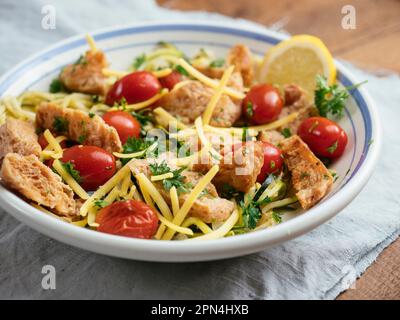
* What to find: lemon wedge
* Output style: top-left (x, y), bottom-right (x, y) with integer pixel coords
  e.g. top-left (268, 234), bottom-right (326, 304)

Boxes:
top-left (258, 35), bottom-right (336, 98)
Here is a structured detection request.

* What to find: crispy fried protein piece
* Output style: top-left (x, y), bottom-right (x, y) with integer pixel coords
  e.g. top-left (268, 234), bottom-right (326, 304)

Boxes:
top-left (157, 73), bottom-right (243, 128)
top-left (129, 157), bottom-right (235, 223)
top-left (0, 118), bottom-right (41, 164)
top-left (194, 44), bottom-right (254, 87)
top-left (279, 135), bottom-right (333, 209)
top-left (192, 141), bottom-right (264, 193)
top-left (60, 50), bottom-right (108, 96)
top-left (280, 84), bottom-right (316, 133)
top-left (259, 130), bottom-right (285, 146)
top-left (36, 102), bottom-right (122, 153)
top-left (259, 84), bottom-right (316, 145)
top-left (0, 153), bottom-right (77, 217)
top-left (226, 44), bottom-right (254, 87)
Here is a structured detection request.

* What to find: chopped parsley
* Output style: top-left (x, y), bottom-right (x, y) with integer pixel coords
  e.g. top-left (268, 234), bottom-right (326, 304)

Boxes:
top-left (242, 127), bottom-right (250, 142)
top-left (270, 160), bottom-right (276, 170)
top-left (78, 121), bottom-right (88, 144)
top-left (78, 135), bottom-right (86, 144)
top-left (272, 210), bottom-right (282, 224)
top-left (149, 161), bottom-right (191, 194)
top-left (122, 137), bottom-right (153, 156)
top-left (239, 199), bottom-right (262, 229)
top-left (246, 102), bottom-right (254, 118)
top-left (94, 200), bottom-right (109, 209)
top-left (88, 112), bottom-right (95, 118)
top-left (132, 53), bottom-right (146, 70)
top-left (220, 184), bottom-right (239, 199)
top-left (315, 75), bottom-right (366, 118)
top-left (113, 97), bottom-right (127, 110)
top-left (49, 78), bottom-right (65, 93)
top-left (53, 116), bottom-right (69, 133)
top-left (74, 55), bottom-right (88, 66)
top-left (175, 65), bottom-right (189, 76)
top-left (131, 110), bottom-right (153, 127)
top-left (209, 58), bottom-right (225, 68)
top-left (62, 161), bottom-right (81, 183)
top-left (326, 140), bottom-right (338, 154)
top-left (281, 128), bottom-right (292, 138)
top-left (120, 137), bottom-right (157, 165)
top-left (91, 95), bottom-right (100, 103)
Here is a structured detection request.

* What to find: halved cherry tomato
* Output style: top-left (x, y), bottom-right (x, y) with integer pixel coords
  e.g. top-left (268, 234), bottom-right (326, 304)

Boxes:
top-left (38, 133), bottom-right (68, 150)
top-left (105, 71), bottom-right (161, 106)
top-left (96, 200), bottom-right (159, 239)
top-left (159, 70), bottom-right (183, 90)
top-left (298, 117), bottom-right (348, 159)
top-left (243, 84), bottom-right (283, 125)
top-left (61, 145), bottom-right (116, 191)
top-left (257, 142), bottom-right (284, 183)
top-left (102, 111), bottom-right (141, 144)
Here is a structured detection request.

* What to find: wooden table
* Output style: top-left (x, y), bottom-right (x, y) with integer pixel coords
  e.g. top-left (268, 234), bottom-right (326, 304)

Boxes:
top-left (158, 0), bottom-right (400, 300)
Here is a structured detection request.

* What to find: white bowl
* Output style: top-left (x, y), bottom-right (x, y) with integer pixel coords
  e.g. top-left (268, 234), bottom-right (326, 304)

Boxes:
top-left (0, 21), bottom-right (381, 262)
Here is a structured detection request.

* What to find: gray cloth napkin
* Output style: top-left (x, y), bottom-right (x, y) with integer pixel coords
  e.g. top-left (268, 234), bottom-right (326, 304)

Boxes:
top-left (0, 0), bottom-right (399, 300)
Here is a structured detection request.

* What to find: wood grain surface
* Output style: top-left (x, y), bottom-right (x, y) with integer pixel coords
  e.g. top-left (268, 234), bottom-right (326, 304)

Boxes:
top-left (158, 0), bottom-right (400, 300)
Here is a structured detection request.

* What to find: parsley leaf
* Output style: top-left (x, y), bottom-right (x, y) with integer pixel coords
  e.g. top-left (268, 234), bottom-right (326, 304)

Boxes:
top-left (272, 210), bottom-right (282, 224)
top-left (175, 65), bottom-right (189, 76)
top-left (240, 199), bottom-right (262, 229)
top-left (209, 58), bottom-right (225, 68)
top-left (315, 75), bottom-right (366, 118)
top-left (78, 135), bottom-right (86, 144)
top-left (53, 116), bottom-right (69, 133)
top-left (149, 161), bottom-right (191, 194)
top-left (121, 137), bottom-right (155, 164)
top-left (49, 78), bottom-right (65, 93)
top-left (242, 127), bottom-right (250, 142)
top-left (94, 200), bottom-right (108, 209)
top-left (281, 128), bottom-right (292, 138)
top-left (131, 110), bottom-right (153, 127)
top-left (113, 97), bottom-right (127, 110)
top-left (246, 102), bottom-right (254, 118)
top-left (149, 161), bottom-right (170, 176)
top-left (220, 184), bottom-right (239, 199)
top-left (91, 95), bottom-right (100, 103)
top-left (78, 121), bottom-right (87, 144)
top-left (62, 161), bottom-right (81, 183)
top-left (74, 55), bottom-right (88, 66)
top-left (132, 53), bottom-right (146, 70)
top-left (123, 137), bottom-right (152, 154)
top-left (326, 140), bottom-right (338, 154)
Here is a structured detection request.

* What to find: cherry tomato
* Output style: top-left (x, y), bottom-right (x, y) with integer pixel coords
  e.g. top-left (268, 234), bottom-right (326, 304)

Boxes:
top-left (105, 71), bottom-right (161, 106)
top-left (257, 142), bottom-right (284, 183)
top-left (102, 111), bottom-right (141, 144)
top-left (243, 84), bottom-right (283, 125)
top-left (96, 200), bottom-right (159, 239)
top-left (61, 145), bottom-right (116, 191)
top-left (38, 133), bottom-right (68, 150)
top-left (159, 70), bottom-right (183, 90)
top-left (298, 117), bottom-right (348, 159)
